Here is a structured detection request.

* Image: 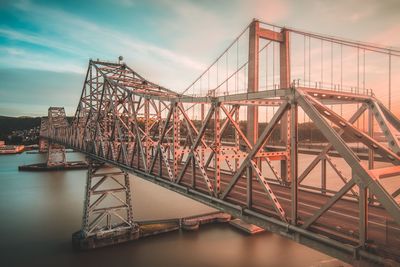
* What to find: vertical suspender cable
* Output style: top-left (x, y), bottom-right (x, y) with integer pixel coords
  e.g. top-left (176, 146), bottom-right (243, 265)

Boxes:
top-left (236, 40), bottom-right (239, 94)
top-left (321, 39), bottom-right (323, 87)
top-left (226, 53), bottom-right (228, 95)
top-left (266, 40), bottom-right (268, 89)
top-left (363, 49), bottom-right (366, 90)
top-left (309, 36), bottom-right (311, 87)
top-left (330, 41), bottom-right (333, 121)
top-left (331, 42), bottom-right (333, 89)
top-left (304, 35), bottom-right (306, 85)
top-left (363, 49), bottom-right (366, 131)
top-left (273, 26), bottom-right (276, 89)
top-left (200, 75), bottom-right (202, 96)
top-left (208, 69), bottom-right (210, 95)
top-left (389, 50), bottom-right (392, 110)
top-left (340, 44), bottom-right (343, 116)
top-left (357, 46), bottom-right (360, 93)
top-left (217, 60), bottom-right (219, 94)
top-left (356, 47), bottom-right (360, 152)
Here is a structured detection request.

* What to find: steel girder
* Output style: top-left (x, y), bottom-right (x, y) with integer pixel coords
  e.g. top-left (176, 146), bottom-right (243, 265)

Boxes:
top-left (296, 90), bottom-right (400, 233)
top-left (40, 60), bottom-right (400, 265)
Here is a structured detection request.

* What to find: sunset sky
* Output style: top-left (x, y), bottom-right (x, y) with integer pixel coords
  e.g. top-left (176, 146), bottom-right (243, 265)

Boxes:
top-left (0, 0), bottom-right (399, 116)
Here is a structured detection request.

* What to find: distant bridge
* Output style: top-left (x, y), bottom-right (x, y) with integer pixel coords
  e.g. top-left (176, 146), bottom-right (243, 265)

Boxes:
top-left (39, 19), bottom-right (400, 265)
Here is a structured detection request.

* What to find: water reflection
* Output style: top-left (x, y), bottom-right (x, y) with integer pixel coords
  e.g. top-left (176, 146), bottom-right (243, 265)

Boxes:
top-left (0, 152), bottom-right (347, 267)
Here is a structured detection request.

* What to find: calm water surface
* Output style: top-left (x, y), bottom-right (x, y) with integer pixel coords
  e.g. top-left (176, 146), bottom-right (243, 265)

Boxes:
top-left (0, 152), bottom-right (348, 267)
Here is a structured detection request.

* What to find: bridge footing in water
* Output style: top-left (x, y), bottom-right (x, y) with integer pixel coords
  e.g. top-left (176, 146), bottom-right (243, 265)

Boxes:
top-left (72, 211), bottom-right (232, 250)
top-left (229, 218), bottom-right (265, 234)
top-left (18, 161), bottom-right (88, 171)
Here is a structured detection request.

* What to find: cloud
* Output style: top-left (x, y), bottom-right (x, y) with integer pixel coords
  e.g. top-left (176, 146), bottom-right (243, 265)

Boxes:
top-left (0, 44), bottom-right (85, 74)
top-left (3, 0), bottom-right (206, 84)
top-left (0, 46), bottom-right (24, 56)
top-left (0, 28), bottom-right (84, 55)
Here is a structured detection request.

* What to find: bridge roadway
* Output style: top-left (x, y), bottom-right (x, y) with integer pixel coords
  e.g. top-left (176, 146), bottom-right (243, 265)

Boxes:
top-left (156, 159), bottom-right (398, 239)
top-left (63, 140), bottom-right (399, 263)
top-left (150, 157), bottom-right (400, 261)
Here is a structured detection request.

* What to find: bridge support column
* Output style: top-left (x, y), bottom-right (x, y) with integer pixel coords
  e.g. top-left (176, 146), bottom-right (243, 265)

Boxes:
top-left (39, 138), bottom-right (48, 153)
top-left (39, 117), bottom-right (49, 153)
top-left (321, 158), bottom-right (327, 194)
top-left (246, 20), bottom-right (259, 147)
top-left (368, 107), bottom-right (375, 204)
top-left (290, 100), bottom-right (298, 225)
top-left (246, 20), bottom-right (259, 186)
top-left (359, 182), bottom-right (369, 247)
top-left (47, 143), bottom-right (66, 167)
top-left (280, 29), bottom-right (291, 184)
top-left (72, 158), bottom-right (139, 250)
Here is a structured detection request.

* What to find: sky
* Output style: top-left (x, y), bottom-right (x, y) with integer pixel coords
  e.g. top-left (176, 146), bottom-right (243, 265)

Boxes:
top-left (0, 0), bottom-right (400, 116)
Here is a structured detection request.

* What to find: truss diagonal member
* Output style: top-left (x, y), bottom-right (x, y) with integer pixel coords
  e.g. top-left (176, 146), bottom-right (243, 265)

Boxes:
top-left (89, 193), bottom-right (108, 211)
top-left (249, 160), bottom-right (287, 222)
top-left (149, 105), bottom-right (173, 173)
top-left (188, 105), bottom-right (215, 153)
top-left (370, 100), bottom-right (400, 155)
top-left (91, 175), bottom-right (107, 191)
top-left (205, 105), bottom-right (238, 168)
top-left (176, 154), bottom-right (193, 184)
top-left (264, 157), bottom-right (282, 183)
top-left (176, 106), bottom-right (215, 194)
top-left (221, 103), bottom-right (282, 182)
top-left (305, 93), bottom-right (400, 165)
top-left (220, 150), bottom-right (234, 173)
top-left (115, 120), bottom-right (129, 164)
top-left (393, 188), bottom-right (400, 198)
top-left (193, 150), bottom-right (214, 194)
top-left (298, 105), bottom-right (367, 184)
top-left (128, 95), bottom-right (148, 172)
top-left (220, 104), bottom-right (252, 149)
top-left (325, 155), bottom-right (358, 197)
top-left (87, 212), bottom-right (107, 235)
top-left (301, 178), bottom-right (356, 229)
top-left (110, 211), bottom-right (131, 226)
top-left (96, 122), bottom-right (107, 158)
top-left (73, 63), bottom-right (91, 123)
top-left (159, 146), bottom-right (174, 181)
top-left (376, 98), bottom-right (400, 132)
top-left (297, 90), bottom-right (400, 226)
top-left (221, 101), bottom-right (290, 200)
top-left (177, 103), bottom-right (209, 149)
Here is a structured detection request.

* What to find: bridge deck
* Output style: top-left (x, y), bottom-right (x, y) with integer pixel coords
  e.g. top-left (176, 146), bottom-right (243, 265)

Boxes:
top-left (124, 153), bottom-right (400, 261)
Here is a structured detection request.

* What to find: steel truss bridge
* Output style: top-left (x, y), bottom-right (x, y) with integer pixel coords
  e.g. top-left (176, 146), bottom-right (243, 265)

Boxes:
top-left (39, 19), bottom-right (400, 265)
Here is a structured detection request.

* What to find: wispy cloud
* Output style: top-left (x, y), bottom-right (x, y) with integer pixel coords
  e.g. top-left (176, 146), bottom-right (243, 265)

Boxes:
top-left (2, 0), bottom-right (207, 86)
top-left (0, 28), bottom-right (83, 55)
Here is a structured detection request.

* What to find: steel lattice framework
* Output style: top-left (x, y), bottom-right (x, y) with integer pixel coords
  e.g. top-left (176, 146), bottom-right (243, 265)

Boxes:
top-left (40, 20), bottom-right (400, 265)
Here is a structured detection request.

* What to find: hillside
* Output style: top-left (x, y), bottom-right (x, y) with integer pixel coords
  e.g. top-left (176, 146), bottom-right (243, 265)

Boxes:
top-left (0, 116), bottom-right (41, 139)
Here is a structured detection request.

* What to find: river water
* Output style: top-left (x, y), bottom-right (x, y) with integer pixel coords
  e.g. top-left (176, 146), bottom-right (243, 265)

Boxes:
top-left (0, 151), bottom-right (350, 267)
